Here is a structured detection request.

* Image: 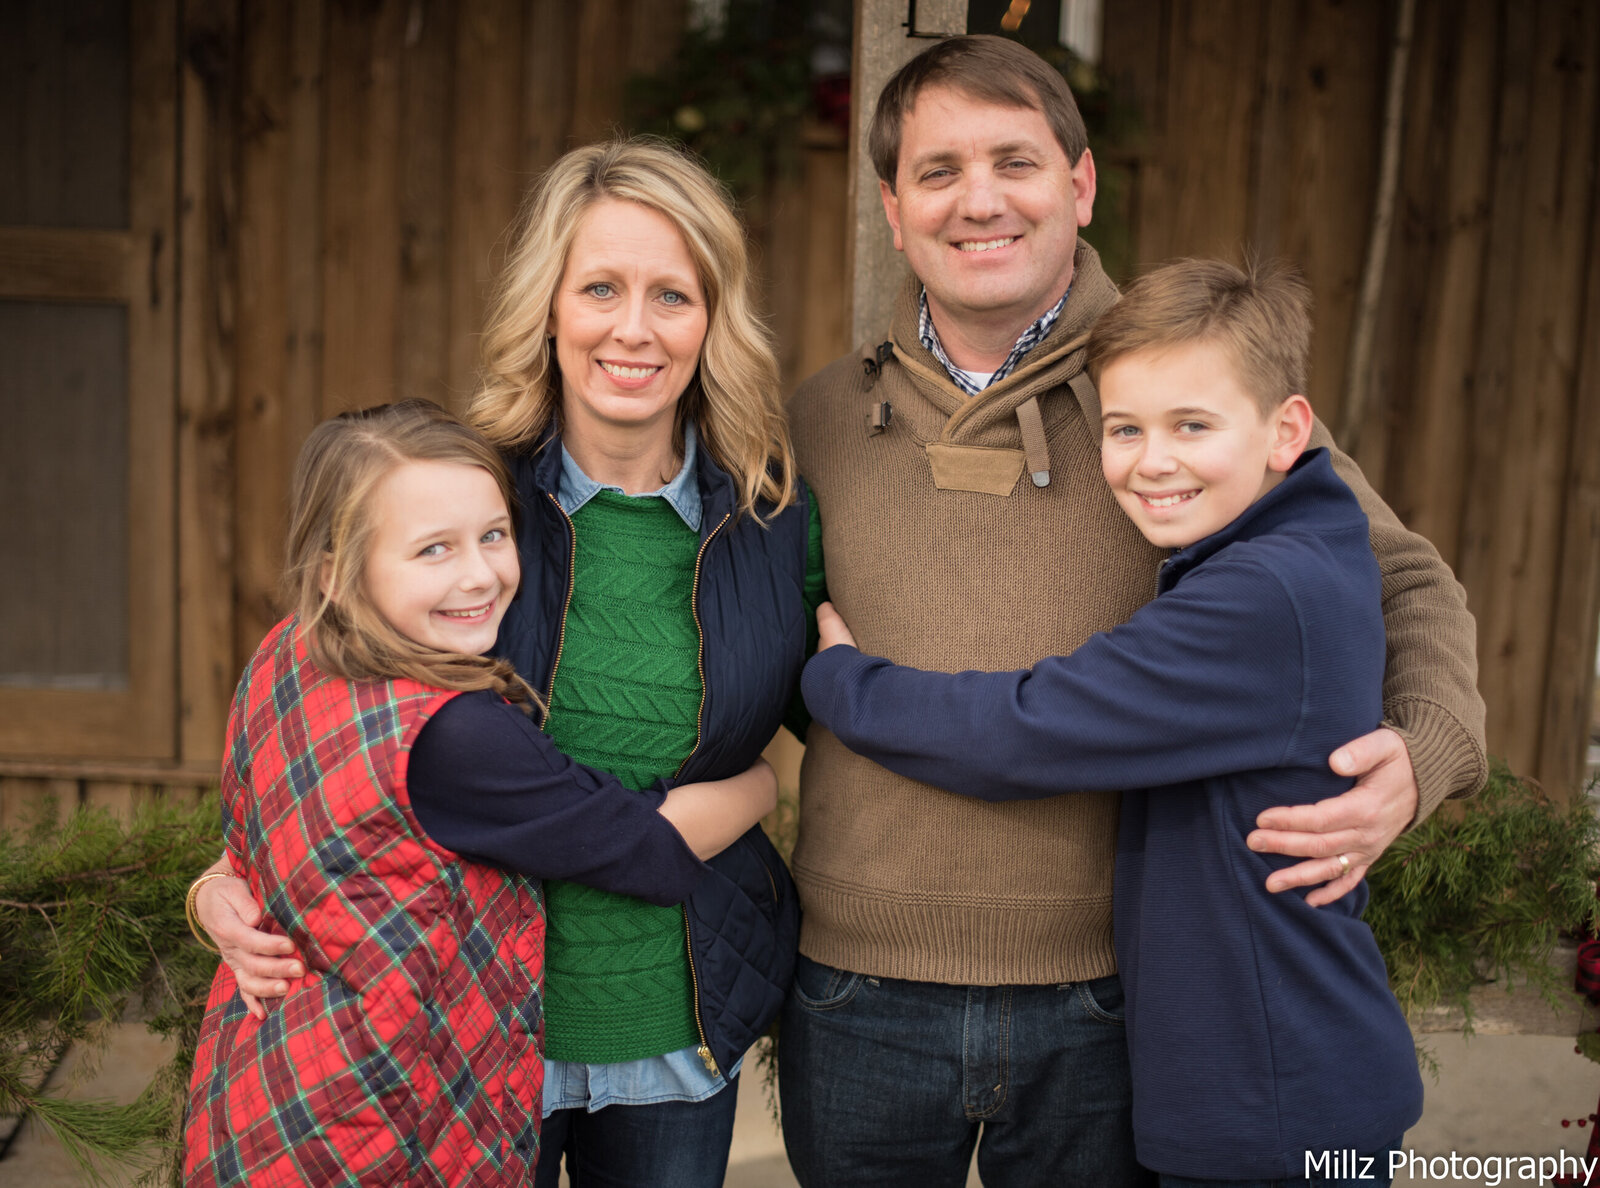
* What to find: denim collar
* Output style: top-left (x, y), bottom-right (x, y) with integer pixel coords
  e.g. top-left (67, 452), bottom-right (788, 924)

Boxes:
top-left (917, 286), bottom-right (1070, 396)
top-left (555, 421), bottom-right (702, 531)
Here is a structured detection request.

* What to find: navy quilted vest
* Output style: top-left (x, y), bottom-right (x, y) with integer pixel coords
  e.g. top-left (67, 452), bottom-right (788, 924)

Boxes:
top-left (496, 424), bottom-right (806, 1073)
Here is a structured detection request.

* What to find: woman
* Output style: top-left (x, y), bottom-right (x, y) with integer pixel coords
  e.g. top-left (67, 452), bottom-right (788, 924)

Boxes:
top-left (194, 138), bottom-right (824, 1186)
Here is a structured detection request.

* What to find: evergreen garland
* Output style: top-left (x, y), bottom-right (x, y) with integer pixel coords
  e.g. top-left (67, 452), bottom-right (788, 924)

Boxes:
top-left (1366, 760), bottom-right (1600, 1027)
top-left (0, 796), bottom-right (221, 1186)
top-left (4, 761), bottom-right (1597, 1175)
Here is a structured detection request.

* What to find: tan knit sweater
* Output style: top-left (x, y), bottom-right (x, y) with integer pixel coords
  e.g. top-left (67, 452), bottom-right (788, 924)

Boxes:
top-left (787, 243), bottom-right (1486, 986)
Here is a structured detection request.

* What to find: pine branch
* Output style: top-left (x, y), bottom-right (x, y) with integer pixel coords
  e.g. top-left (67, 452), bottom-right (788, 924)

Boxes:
top-left (1367, 760), bottom-right (1600, 1029)
top-left (0, 798), bottom-right (221, 1185)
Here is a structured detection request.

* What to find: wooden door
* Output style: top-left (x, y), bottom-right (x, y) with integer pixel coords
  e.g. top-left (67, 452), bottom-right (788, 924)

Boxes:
top-left (0, 0), bottom-right (178, 759)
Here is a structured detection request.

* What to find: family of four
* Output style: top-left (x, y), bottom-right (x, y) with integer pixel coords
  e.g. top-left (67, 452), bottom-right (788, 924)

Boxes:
top-left (181, 33), bottom-right (1485, 1188)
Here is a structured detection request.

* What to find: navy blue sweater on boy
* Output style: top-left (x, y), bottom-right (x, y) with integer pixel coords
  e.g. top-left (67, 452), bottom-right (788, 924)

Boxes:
top-left (802, 448), bottom-right (1423, 1179)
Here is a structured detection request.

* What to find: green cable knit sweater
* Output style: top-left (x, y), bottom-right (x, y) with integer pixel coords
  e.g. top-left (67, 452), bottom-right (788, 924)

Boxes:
top-left (542, 491), bottom-right (703, 1063)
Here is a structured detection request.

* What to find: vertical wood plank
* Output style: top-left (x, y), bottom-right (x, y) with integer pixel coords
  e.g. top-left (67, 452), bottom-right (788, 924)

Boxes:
top-left (798, 130), bottom-right (850, 384)
top-left (121, 0), bottom-right (180, 759)
top-left (446, 0), bottom-right (523, 409)
top-left (1465, 0), bottom-right (1594, 774)
top-left (1378, 0), bottom-right (1496, 568)
top-left (283, 0), bottom-right (325, 451)
top-left (234, 0), bottom-right (290, 656)
top-left (320, 0), bottom-right (404, 415)
top-left (84, 780), bottom-right (143, 822)
top-left (1139, 0), bottom-right (1261, 264)
top-left (761, 167), bottom-right (806, 393)
top-left (624, 0), bottom-right (685, 77)
top-left (1271, 0), bottom-right (1387, 439)
top-left (1538, 142), bottom-right (1600, 795)
top-left (1488, 0), bottom-right (1599, 786)
top-left (518, 0), bottom-right (578, 178)
top-left (233, 0), bottom-right (324, 662)
top-left (0, 777), bottom-right (76, 832)
top-left (570, 1), bottom-right (629, 145)
top-left (396, 0), bottom-right (453, 406)
top-left (1245, 0), bottom-right (1301, 262)
top-left (178, 0), bottom-right (241, 768)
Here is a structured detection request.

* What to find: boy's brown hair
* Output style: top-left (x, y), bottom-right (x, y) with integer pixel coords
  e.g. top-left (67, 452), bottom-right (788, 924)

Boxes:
top-left (868, 34), bottom-right (1089, 190)
top-left (1086, 258), bottom-right (1313, 415)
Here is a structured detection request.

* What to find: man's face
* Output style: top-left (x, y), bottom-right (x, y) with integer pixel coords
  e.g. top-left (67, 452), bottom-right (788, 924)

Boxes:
top-left (880, 84), bottom-right (1095, 341)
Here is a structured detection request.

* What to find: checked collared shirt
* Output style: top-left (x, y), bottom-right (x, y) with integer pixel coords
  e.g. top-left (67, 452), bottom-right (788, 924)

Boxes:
top-left (917, 286), bottom-right (1070, 396)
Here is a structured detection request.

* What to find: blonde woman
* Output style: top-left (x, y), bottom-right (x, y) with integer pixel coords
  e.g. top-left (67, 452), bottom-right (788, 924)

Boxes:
top-left (199, 139), bottom-right (824, 1186)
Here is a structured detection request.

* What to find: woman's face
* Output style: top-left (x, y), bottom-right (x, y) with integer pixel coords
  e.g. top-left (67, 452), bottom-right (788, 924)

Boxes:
top-left (549, 198), bottom-right (709, 447)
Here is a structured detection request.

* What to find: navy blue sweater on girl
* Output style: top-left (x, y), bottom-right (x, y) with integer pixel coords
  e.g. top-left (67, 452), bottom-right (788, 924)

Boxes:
top-left (802, 448), bottom-right (1423, 1179)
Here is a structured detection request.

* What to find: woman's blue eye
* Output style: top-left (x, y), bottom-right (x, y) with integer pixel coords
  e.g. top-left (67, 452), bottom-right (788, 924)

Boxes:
top-left (587, 282), bottom-right (614, 298)
top-left (482, 528), bottom-right (507, 544)
top-left (419, 543), bottom-right (445, 557)
top-left (661, 290), bottom-right (685, 306)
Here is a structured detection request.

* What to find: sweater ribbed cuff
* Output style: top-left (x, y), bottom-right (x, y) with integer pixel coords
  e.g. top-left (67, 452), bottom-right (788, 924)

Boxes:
top-left (1383, 695), bottom-right (1489, 827)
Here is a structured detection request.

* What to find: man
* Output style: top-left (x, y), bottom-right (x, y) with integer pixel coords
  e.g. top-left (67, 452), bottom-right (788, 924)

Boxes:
top-left (780, 34), bottom-right (1484, 1188)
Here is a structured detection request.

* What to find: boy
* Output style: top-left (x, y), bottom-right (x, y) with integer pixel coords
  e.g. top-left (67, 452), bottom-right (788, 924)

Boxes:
top-left (801, 258), bottom-right (1423, 1186)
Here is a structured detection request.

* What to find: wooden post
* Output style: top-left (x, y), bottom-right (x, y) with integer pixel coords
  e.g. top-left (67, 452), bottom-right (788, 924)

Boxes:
top-left (848, 0), bottom-right (967, 350)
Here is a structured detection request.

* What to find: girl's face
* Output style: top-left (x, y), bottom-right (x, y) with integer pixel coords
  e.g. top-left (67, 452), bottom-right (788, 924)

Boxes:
top-left (361, 460), bottom-right (519, 655)
top-left (548, 198), bottom-right (709, 446)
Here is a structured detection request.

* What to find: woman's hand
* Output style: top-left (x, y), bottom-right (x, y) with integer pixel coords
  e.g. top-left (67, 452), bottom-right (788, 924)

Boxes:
top-left (816, 602), bottom-right (857, 652)
top-left (660, 757), bottom-right (778, 860)
top-left (194, 856), bottom-right (305, 1020)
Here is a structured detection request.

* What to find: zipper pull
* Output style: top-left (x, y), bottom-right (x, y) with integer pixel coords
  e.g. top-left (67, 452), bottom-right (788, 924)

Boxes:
top-left (698, 1044), bottom-right (719, 1076)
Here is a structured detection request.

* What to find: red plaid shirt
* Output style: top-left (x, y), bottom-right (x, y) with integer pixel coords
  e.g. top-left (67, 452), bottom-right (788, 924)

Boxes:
top-left (184, 618), bottom-right (545, 1186)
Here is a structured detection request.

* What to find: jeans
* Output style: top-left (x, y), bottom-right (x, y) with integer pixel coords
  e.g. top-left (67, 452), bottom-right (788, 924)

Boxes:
top-left (531, 1077), bottom-right (739, 1188)
top-left (779, 954), bottom-right (1152, 1188)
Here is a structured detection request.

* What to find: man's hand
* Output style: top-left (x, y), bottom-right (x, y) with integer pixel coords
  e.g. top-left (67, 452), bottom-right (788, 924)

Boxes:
top-left (816, 602), bottom-right (858, 652)
top-left (1245, 727), bottom-right (1417, 907)
top-left (195, 859), bottom-right (305, 1019)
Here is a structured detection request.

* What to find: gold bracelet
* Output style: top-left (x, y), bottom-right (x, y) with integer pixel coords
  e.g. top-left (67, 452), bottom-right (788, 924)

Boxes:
top-left (185, 870), bottom-right (238, 955)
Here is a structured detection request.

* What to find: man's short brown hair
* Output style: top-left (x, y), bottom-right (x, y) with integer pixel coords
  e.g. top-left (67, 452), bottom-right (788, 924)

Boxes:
top-left (869, 35), bottom-right (1089, 190)
top-left (1086, 258), bottom-right (1313, 415)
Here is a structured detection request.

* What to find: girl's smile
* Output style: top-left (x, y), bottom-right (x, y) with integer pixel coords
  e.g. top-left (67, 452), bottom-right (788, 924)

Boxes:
top-left (361, 460), bottom-right (520, 655)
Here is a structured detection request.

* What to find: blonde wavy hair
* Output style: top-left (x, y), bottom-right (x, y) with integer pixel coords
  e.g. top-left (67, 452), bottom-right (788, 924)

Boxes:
top-left (469, 137), bottom-right (796, 520)
top-left (283, 400), bottom-right (538, 710)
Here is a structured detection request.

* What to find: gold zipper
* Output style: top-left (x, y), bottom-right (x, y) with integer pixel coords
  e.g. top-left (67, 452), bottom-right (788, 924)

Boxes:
top-left (682, 907), bottom-right (719, 1075)
top-left (541, 493), bottom-right (578, 726)
top-left (673, 511), bottom-right (730, 779)
top-left (675, 510), bottom-right (730, 1076)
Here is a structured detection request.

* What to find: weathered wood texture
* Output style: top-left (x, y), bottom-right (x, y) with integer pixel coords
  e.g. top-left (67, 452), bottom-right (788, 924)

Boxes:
top-left (1104, 0), bottom-right (1600, 798)
top-left (0, 0), bottom-right (851, 813)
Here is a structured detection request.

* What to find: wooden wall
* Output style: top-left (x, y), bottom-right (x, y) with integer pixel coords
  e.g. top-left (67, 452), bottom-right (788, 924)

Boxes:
top-left (1102, 0), bottom-right (1600, 797)
top-left (0, 0), bottom-right (850, 822)
top-left (8, 0), bottom-right (1597, 815)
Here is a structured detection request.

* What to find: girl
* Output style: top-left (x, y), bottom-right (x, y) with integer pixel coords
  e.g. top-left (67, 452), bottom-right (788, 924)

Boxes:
top-left (182, 400), bottom-right (777, 1187)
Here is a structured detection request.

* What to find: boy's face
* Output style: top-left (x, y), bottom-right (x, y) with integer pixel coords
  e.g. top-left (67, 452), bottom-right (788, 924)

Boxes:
top-left (1099, 340), bottom-right (1310, 549)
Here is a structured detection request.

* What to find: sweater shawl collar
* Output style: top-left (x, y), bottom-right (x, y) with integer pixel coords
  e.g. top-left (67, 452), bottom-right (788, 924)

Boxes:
top-left (1159, 448), bottom-right (1365, 592)
top-left (885, 239), bottom-right (1121, 433)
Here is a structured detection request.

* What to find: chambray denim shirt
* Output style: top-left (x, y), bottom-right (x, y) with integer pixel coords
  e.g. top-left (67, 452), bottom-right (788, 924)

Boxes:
top-left (545, 420), bottom-right (742, 1113)
top-left (555, 420), bottom-right (703, 532)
